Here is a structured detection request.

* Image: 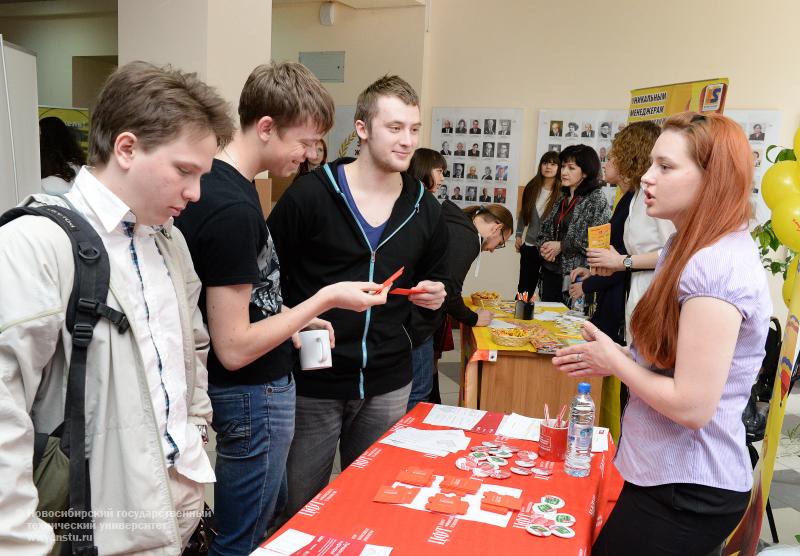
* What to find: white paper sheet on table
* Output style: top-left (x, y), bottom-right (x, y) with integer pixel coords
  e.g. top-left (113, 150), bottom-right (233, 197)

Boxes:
top-left (536, 301), bottom-right (565, 308)
top-left (533, 311), bottom-right (560, 322)
top-left (254, 529), bottom-right (393, 556)
top-left (592, 427), bottom-right (609, 452)
top-left (395, 475), bottom-right (522, 528)
top-left (380, 427), bottom-right (470, 457)
top-left (488, 319), bottom-right (518, 329)
top-left (495, 413), bottom-right (542, 441)
top-left (422, 404), bottom-right (487, 430)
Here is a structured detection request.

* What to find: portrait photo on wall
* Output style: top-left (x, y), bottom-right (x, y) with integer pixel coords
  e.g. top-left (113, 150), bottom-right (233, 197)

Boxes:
top-left (495, 165), bottom-right (509, 181)
top-left (466, 165), bottom-right (479, 179)
top-left (614, 122), bottom-right (626, 137)
top-left (598, 145), bottom-right (608, 163)
top-left (455, 119), bottom-right (468, 134)
top-left (468, 143), bottom-right (481, 157)
top-left (548, 143), bottom-right (562, 153)
top-left (454, 142), bottom-right (466, 156)
top-left (441, 119), bottom-right (453, 133)
top-left (752, 149), bottom-right (762, 168)
top-left (452, 163), bottom-right (465, 179)
top-left (483, 118), bottom-right (496, 135)
top-left (497, 142), bottom-right (510, 159)
top-left (581, 123), bottom-right (595, 137)
top-left (565, 121), bottom-right (579, 137)
top-left (599, 121), bottom-right (612, 138)
top-left (498, 119), bottom-right (511, 135)
top-left (749, 123), bottom-right (765, 141)
top-left (479, 187), bottom-right (492, 202)
top-left (465, 185), bottom-right (477, 201)
top-left (482, 142), bottom-right (495, 157)
top-left (481, 165), bottom-right (493, 180)
top-left (437, 184), bottom-right (449, 200)
top-left (469, 119), bottom-right (482, 134)
top-left (493, 187), bottom-right (507, 204)
top-left (440, 141), bottom-right (452, 155)
top-left (451, 185), bottom-right (463, 200)
top-left (549, 120), bottom-right (563, 137)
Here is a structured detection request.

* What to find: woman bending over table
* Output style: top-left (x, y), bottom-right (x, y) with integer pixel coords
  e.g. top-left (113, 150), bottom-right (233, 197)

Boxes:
top-left (553, 112), bottom-right (771, 555)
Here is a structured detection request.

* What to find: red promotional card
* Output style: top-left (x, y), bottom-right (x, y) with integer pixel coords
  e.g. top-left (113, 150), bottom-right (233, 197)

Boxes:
top-left (480, 502), bottom-right (510, 515)
top-left (373, 484), bottom-right (419, 504)
top-left (481, 492), bottom-right (522, 510)
top-left (291, 534), bottom-right (366, 556)
top-left (440, 475), bottom-right (481, 495)
top-left (425, 493), bottom-right (469, 515)
top-left (388, 287), bottom-right (426, 296)
top-left (471, 411), bottom-right (505, 435)
top-left (396, 466), bottom-right (434, 487)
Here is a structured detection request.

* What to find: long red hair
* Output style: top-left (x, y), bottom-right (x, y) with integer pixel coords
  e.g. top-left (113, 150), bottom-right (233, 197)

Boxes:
top-left (630, 112), bottom-right (753, 369)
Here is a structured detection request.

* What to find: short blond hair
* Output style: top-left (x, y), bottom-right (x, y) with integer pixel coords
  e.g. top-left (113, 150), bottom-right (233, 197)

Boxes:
top-left (355, 75), bottom-right (418, 131)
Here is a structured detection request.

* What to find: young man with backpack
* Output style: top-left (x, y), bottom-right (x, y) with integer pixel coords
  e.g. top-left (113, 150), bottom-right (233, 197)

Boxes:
top-left (267, 75), bottom-right (450, 521)
top-left (175, 62), bottom-right (389, 556)
top-left (0, 61), bottom-right (233, 555)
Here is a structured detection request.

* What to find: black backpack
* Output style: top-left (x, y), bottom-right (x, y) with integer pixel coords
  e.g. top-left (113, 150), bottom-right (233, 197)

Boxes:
top-left (0, 204), bottom-right (129, 556)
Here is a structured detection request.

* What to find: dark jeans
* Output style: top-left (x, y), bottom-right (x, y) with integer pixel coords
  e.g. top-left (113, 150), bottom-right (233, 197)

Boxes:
top-left (539, 266), bottom-right (564, 303)
top-left (408, 337), bottom-right (434, 411)
top-left (593, 481), bottom-right (749, 555)
top-left (208, 375), bottom-right (296, 556)
top-left (517, 244), bottom-right (542, 296)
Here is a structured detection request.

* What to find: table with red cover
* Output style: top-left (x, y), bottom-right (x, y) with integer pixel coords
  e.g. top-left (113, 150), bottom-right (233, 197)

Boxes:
top-left (253, 403), bottom-right (623, 556)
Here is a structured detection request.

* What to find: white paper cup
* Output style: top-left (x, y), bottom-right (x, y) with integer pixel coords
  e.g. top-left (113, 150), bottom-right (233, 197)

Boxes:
top-left (298, 330), bottom-right (332, 370)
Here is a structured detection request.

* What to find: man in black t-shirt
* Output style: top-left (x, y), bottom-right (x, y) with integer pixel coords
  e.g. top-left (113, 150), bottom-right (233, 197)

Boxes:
top-left (175, 62), bottom-right (388, 556)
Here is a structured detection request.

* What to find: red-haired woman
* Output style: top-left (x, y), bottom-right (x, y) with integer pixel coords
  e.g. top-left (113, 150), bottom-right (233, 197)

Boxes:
top-left (553, 113), bottom-right (771, 554)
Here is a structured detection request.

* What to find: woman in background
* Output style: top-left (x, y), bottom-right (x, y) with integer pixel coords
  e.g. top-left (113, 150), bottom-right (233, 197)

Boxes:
top-left (294, 139), bottom-right (327, 179)
top-left (515, 151), bottom-right (560, 296)
top-left (538, 145), bottom-right (610, 304)
top-left (568, 121), bottom-right (661, 344)
top-left (554, 113), bottom-right (770, 554)
top-left (39, 116), bottom-right (85, 194)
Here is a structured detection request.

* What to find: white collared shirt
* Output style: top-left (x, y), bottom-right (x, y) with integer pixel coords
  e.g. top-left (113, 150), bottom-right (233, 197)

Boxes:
top-left (65, 167), bottom-right (215, 484)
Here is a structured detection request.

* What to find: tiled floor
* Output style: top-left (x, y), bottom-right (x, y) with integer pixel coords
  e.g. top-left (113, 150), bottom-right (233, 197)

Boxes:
top-left (203, 330), bottom-right (800, 549)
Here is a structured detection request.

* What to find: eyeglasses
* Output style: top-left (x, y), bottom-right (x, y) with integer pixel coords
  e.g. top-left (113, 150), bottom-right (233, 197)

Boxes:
top-left (496, 229), bottom-right (507, 249)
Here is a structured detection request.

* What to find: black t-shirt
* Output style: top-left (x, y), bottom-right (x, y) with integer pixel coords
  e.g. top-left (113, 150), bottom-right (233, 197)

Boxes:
top-left (175, 159), bottom-right (296, 385)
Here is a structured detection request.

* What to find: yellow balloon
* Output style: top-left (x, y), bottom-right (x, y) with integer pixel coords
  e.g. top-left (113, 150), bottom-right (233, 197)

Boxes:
top-left (794, 127), bottom-right (800, 158)
top-left (783, 255), bottom-right (800, 307)
top-left (772, 194), bottom-right (800, 251)
top-left (762, 160), bottom-right (800, 209)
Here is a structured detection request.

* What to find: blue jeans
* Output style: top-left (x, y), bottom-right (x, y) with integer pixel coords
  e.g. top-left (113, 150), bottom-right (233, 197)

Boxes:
top-left (408, 336), bottom-right (434, 411)
top-left (208, 374), bottom-right (295, 556)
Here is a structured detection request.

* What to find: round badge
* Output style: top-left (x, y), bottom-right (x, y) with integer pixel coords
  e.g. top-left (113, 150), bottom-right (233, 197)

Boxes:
top-left (541, 495), bottom-right (565, 509)
top-left (501, 445), bottom-right (521, 453)
top-left (469, 445), bottom-right (487, 452)
top-left (455, 457), bottom-right (476, 471)
top-left (470, 451), bottom-right (489, 461)
top-left (533, 516), bottom-right (554, 527)
top-left (490, 450), bottom-right (514, 459)
top-left (514, 459), bottom-right (536, 468)
top-left (532, 467), bottom-right (553, 477)
top-left (472, 462), bottom-right (495, 477)
top-left (549, 525), bottom-right (576, 539)
top-left (525, 524), bottom-right (551, 537)
top-left (487, 456), bottom-right (508, 466)
top-left (555, 513), bottom-right (576, 526)
top-left (516, 450), bottom-right (538, 461)
top-left (482, 441), bottom-right (499, 448)
top-left (510, 466), bottom-right (531, 476)
top-left (533, 503), bottom-right (555, 515)
top-left (490, 469), bottom-right (511, 479)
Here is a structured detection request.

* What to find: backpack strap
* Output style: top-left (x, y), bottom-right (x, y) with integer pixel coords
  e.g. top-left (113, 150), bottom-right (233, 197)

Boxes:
top-left (0, 205), bottom-right (129, 556)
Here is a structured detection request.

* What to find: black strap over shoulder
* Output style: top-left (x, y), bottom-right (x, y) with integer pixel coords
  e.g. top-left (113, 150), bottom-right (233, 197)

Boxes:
top-left (0, 205), bottom-right (129, 556)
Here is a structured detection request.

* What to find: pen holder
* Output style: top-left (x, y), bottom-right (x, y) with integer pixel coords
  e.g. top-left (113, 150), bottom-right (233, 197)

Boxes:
top-left (514, 300), bottom-right (534, 320)
top-left (539, 419), bottom-right (568, 461)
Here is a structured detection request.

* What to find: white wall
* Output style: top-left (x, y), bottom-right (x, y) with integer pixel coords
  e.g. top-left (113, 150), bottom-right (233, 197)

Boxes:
top-left (0, 14), bottom-right (117, 107)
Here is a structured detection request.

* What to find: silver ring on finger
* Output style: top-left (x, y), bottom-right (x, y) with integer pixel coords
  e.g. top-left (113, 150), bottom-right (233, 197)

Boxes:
top-left (576, 353), bottom-right (582, 363)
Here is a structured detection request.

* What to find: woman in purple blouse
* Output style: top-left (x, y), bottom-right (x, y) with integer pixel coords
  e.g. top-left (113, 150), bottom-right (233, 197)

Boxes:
top-left (553, 112), bottom-right (772, 555)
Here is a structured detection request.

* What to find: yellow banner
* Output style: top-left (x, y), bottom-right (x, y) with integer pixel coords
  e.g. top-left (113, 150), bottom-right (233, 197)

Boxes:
top-left (722, 278), bottom-right (799, 554)
top-left (38, 106), bottom-right (90, 155)
top-left (628, 77), bottom-right (729, 125)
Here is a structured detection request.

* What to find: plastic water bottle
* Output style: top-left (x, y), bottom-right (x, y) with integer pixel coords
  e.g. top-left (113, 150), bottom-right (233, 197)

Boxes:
top-left (564, 382), bottom-right (595, 477)
top-left (572, 277), bottom-right (585, 314)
